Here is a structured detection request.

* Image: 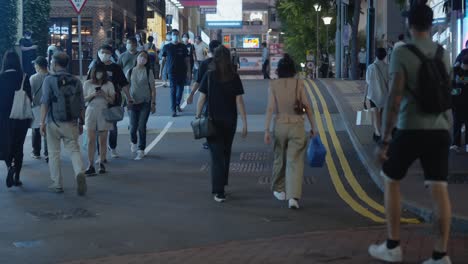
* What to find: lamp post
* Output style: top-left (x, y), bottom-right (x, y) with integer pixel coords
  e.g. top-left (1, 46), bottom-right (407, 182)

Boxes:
top-left (322, 17), bottom-right (333, 55)
top-left (314, 3), bottom-right (321, 78)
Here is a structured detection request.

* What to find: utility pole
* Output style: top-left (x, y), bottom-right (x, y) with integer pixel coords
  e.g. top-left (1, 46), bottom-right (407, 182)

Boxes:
top-left (366, 0), bottom-right (375, 66)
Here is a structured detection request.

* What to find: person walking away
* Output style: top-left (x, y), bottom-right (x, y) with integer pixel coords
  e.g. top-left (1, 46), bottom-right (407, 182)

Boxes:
top-left (231, 48), bottom-right (240, 73)
top-left (39, 52), bottom-right (87, 195)
top-left (393, 34), bottom-right (406, 50)
top-left (320, 52), bottom-right (330, 78)
top-left (371, 4), bottom-right (453, 264)
top-left (19, 31), bottom-right (38, 76)
top-left (196, 45), bottom-right (248, 202)
top-left (145, 36), bottom-right (159, 79)
top-left (83, 64), bottom-right (115, 176)
top-left (264, 54), bottom-right (315, 209)
top-left (0, 50), bottom-right (33, 188)
top-left (118, 37), bottom-right (139, 76)
top-left (160, 29), bottom-right (191, 117)
top-left (194, 36), bottom-right (208, 80)
top-left (89, 45), bottom-right (130, 160)
top-left (358, 47), bottom-right (367, 79)
top-left (182, 33), bottom-right (196, 81)
top-left (365, 48), bottom-right (389, 143)
top-left (126, 51), bottom-right (156, 160)
top-left (30, 56), bottom-right (49, 161)
top-left (450, 56), bottom-right (468, 152)
top-left (159, 34), bottom-right (172, 87)
top-left (262, 42), bottom-right (271, 79)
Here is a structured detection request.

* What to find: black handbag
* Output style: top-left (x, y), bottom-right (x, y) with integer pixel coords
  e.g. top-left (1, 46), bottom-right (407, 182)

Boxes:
top-left (191, 72), bottom-right (216, 139)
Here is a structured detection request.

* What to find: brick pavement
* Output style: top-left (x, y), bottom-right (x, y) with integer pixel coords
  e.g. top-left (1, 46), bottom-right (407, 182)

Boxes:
top-left (65, 225), bottom-right (468, 264)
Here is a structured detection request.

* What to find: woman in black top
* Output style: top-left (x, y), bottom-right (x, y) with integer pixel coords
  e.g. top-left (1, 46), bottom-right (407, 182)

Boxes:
top-left (0, 50), bottom-right (32, 187)
top-left (196, 45), bottom-right (248, 202)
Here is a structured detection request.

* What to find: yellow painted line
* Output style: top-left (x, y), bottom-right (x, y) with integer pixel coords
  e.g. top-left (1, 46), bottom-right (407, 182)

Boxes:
top-left (307, 80), bottom-right (420, 224)
top-left (304, 81), bottom-right (386, 223)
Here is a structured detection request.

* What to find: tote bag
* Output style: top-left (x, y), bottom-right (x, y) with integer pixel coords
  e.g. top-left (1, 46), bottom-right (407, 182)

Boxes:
top-left (356, 109), bottom-right (372, 126)
top-left (10, 74), bottom-right (33, 120)
top-left (307, 136), bottom-right (327, 167)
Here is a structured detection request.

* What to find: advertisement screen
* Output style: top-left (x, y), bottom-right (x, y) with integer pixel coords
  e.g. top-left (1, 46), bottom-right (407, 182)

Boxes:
top-left (243, 37), bottom-right (259, 48)
top-left (206, 0), bottom-right (243, 28)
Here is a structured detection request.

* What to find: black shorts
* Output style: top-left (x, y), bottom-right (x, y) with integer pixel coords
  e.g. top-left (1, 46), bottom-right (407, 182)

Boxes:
top-left (382, 130), bottom-right (450, 182)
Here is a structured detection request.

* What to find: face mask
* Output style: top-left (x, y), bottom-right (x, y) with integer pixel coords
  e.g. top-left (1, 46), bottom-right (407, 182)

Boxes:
top-left (25, 36), bottom-right (31, 40)
top-left (127, 44), bottom-right (136, 51)
top-left (137, 57), bottom-right (147, 65)
top-left (182, 37), bottom-right (188, 42)
top-left (172, 35), bottom-right (179, 43)
top-left (98, 52), bottom-right (111, 63)
top-left (96, 72), bottom-right (104, 80)
top-left (166, 35), bottom-right (172, 41)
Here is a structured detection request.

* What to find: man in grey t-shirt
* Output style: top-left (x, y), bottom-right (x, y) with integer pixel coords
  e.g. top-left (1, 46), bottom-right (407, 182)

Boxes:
top-left (118, 37), bottom-right (139, 77)
top-left (370, 4), bottom-right (453, 264)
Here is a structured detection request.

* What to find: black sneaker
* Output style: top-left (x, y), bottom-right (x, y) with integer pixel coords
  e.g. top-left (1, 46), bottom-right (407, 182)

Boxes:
top-left (373, 133), bottom-right (381, 143)
top-left (214, 193), bottom-right (226, 203)
top-left (172, 111), bottom-right (177, 117)
top-left (98, 163), bottom-right (106, 174)
top-left (85, 166), bottom-right (97, 177)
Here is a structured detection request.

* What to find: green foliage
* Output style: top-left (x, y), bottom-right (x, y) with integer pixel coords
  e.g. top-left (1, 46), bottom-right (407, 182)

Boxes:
top-left (24, 0), bottom-right (51, 57)
top-left (0, 0), bottom-right (18, 60)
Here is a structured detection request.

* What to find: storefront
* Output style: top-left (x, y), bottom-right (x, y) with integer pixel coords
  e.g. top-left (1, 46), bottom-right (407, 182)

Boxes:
top-left (166, 0), bottom-right (181, 32)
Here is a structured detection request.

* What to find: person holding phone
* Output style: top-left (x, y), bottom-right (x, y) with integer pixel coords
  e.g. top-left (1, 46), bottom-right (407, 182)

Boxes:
top-left (83, 64), bottom-right (115, 176)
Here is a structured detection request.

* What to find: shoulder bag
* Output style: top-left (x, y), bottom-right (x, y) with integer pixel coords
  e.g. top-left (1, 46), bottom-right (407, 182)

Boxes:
top-left (191, 71), bottom-right (216, 139)
top-left (10, 74), bottom-right (33, 120)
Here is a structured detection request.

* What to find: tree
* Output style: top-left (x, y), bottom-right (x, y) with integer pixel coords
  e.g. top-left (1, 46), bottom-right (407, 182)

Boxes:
top-left (0, 0), bottom-right (18, 61)
top-left (23, 0), bottom-right (51, 57)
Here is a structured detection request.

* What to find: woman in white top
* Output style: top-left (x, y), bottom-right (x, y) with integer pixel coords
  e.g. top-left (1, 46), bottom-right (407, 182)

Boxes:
top-left (83, 64), bottom-right (115, 176)
top-left (264, 54), bottom-right (315, 209)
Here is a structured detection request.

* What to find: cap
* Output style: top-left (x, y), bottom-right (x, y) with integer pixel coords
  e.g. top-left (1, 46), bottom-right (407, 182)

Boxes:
top-left (32, 56), bottom-right (47, 68)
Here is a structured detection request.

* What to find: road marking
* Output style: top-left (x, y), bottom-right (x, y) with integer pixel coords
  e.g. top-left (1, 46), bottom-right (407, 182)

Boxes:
top-left (304, 81), bottom-right (385, 223)
top-left (308, 80), bottom-right (420, 224)
top-left (144, 121), bottom-right (174, 155)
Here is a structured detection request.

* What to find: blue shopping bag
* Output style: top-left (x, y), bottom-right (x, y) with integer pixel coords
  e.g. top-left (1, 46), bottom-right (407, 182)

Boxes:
top-left (307, 136), bottom-right (327, 167)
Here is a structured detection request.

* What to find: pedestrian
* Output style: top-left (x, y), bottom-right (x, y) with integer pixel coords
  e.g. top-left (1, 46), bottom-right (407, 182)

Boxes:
top-left (0, 50), bottom-right (32, 188)
top-left (89, 45), bottom-right (130, 160)
top-left (454, 40), bottom-right (468, 66)
top-left (39, 52), bottom-right (87, 195)
top-left (371, 4), bottom-right (453, 264)
top-left (264, 54), bottom-right (315, 209)
top-left (126, 51), bottom-right (156, 160)
top-left (262, 42), bottom-right (271, 79)
top-left (83, 64), bottom-right (115, 176)
top-left (231, 48), bottom-right (240, 73)
top-left (182, 33), bottom-right (196, 81)
top-left (19, 30), bottom-right (38, 76)
top-left (30, 56), bottom-right (49, 161)
top-left (194, 36), bottom-right (208, 80)
top-left (135, 33), bottom-right (145, 52)
top-left (159, 34), bottom-right (172, 87)
top-left (393, 34), bottom-right (406, 49)
top-left (145, 36), bottom-right (159, 79)
top-left (118, 37), bottom-right (139, 76)
top-left (195, 45), bottom-right (248, 202)
top-left (320, 51), bottom-right (329, 78)
top-left (450, 56), bottom-right (468, 152)
top-left (160, 29), bottom-right (191, 117)
top-left (358, 47), bottom-right (367, 79)
top-left (365, 48), bottom-right (389, 143)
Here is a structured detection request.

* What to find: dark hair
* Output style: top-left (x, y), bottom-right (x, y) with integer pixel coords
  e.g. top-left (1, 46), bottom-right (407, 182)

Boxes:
top-left (171, 29), bottom-right (180, 35)
top-left (90, 63), bottom-right (108, 84)
top-left (277, 53), bottom-right (296, 78)
top-left (33, 56), bottom-right (48, 69)
top-left (99, 44), bottom-right (113, 52)
top-left (462, 55), bottom-right (468, 65)
top-left (398, 34), bottom-right (404, 41)
top-left (1, 50), bottom-right (22, 73)
top-left (465, 40), bottom-right (468, 49)
top-left (182, 33), bottom-right (189, 38)
top-left (376, 48), bottom-right (387, 60)
top-left (408, 3), bottom-right (433, 32)
top-left (148, 36), bottom-right (154, 42)
top-left (127, 37), bottom-right (137, 45)
top-left (53, 52), bottom-right (69, 68)
top-left (133, 51), bottom-right (151, 72)
top-left (209, 40), bottom-right (221, 53)
top-left (262, 42), bottom-right (267, 48)
top-left (213, 45), bottom-right (235, 82)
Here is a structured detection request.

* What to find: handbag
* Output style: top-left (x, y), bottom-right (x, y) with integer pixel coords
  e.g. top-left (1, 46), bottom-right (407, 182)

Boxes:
top-left (191, 71), bottom-right (216, 139)
top-left (307, 136), bottom-right (327, 167)
top-left (10, 74), bottom-right (33, 120)
top-left (102, 106), bottom-right (124, 122)
top-left (356, 87), bottom-right (373, 126)
top-left (293, 79), bottom-right (306, 115)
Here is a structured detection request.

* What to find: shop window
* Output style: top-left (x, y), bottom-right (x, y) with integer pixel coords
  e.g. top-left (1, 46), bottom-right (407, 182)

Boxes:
top-left (71, 18), bottom-right (93, 60)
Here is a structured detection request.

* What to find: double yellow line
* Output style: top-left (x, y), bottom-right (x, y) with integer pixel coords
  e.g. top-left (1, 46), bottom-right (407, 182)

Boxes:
top-left (304, 80), bottom-right (419, 224)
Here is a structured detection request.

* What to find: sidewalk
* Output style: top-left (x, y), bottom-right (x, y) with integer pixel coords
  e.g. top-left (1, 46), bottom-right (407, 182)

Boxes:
top-left (64, 225), bottom-right (468, 264)
top-left (319, 79), bottom-right (468, 232)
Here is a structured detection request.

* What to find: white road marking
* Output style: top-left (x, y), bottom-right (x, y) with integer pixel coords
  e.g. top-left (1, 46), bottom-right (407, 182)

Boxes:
top-left (144, 121), bottom-right (174, 155)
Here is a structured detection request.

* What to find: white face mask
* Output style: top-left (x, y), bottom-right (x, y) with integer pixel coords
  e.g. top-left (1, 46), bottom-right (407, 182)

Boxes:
top-left (96, 72), bottom-right (104, 80)
top-left (182, 37), bottom-right (188, 43)
top-left (98, 52), bottom-right (111, 63)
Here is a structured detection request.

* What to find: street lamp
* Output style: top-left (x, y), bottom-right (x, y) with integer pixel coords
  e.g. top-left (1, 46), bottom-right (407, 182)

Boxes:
top-left (322, 16), bottom-right (333, 55)
top-left (314, 4), bottom-right (321, 78)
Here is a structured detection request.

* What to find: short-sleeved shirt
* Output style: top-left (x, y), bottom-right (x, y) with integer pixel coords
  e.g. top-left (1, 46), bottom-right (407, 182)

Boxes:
top-left (30, 72), bottom-right (48, 106)
top-left (390, 38), bottom-right (452, 130)
top-left (196, 58), bottom-right (214, 84)
top-left (162, 42), bottom-right (189, 77)
top-left (118, 51), bottom-right (138, 76)
top-left (195, 42), bottom-right (208, 61)
top-left (127, 67), bottom-right (155, 104)
top-left (199, 71), bottom-right (244, 122)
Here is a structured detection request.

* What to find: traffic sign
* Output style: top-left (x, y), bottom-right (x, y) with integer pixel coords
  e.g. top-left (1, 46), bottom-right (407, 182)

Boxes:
top-left (200, 6), bottom-right (217, 14)
top-left (69, 0), bottom-right (88, 14)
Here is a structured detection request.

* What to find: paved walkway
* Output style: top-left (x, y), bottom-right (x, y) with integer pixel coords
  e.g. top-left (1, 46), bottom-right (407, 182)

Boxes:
top-left (318, 79), bottom-right (468, 231)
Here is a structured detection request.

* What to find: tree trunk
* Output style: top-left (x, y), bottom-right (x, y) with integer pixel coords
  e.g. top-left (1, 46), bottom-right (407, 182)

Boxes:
top-left (350, 0), bottom-right (361, 80)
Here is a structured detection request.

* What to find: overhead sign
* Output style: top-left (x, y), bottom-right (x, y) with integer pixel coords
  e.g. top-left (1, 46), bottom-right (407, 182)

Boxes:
top-left (180, 0), bottom-right (217, 6)
top-left (206, 0), bottom-right (243, 28)
top-left (200, 7), bottom-right (217, 14)
top-left (68, 0), bottom-right (88, 14)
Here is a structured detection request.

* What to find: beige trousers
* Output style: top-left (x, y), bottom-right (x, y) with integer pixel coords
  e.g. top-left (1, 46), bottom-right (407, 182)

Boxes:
top-left (271, 122), bottom-right (307, 200)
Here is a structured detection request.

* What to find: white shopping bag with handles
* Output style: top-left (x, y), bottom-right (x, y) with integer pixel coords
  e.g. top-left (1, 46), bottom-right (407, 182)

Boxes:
top-left (356, 109), bottom-right (373, 126)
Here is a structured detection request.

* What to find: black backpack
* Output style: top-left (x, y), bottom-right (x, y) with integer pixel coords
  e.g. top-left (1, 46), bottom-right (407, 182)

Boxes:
top-left (405, 44), bottom-right (451, 114)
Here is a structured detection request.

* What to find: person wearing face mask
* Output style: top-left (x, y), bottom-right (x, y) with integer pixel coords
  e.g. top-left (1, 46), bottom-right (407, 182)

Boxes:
top-left (160, 29), bottom-right (191, 117)
top-left (20, 30), bottom-right (38, 76)
top-left (125, 51), bottom-right (156, 160)
top-left (83, 64), bottom-right (115, 175)
top-left (30, 56), bottom-right (49, 161)
top-left (118, 37), bottom-right (139, 77)
top-left (358, 47), bottom-right (367, 79)
top-left (194, 36), bottom-right (208, 80)
top-left (159, 34), bottom-right (172, 86)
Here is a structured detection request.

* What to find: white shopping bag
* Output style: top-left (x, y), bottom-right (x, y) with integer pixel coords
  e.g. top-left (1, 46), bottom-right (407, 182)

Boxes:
top-left (183, 85), bottom-right (191, 102)
top-left (10, 74), bottom-right (33, 120)
top-left (356, 109), bottom-right (373, 126)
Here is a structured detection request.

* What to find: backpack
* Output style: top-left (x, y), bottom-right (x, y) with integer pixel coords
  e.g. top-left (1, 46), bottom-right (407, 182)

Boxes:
top-left (50, 73), bottom-right (83, 122)
top-left (147, 43), bottom-right (157, 63)
top-left (405, 44), bottom-right (451, 114)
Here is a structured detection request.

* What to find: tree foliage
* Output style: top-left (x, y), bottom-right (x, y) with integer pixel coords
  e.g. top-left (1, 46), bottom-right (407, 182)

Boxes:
top-left (0, 0), bottom-right (18, 61)
top-left (24, 0), bottom-right (51, 57)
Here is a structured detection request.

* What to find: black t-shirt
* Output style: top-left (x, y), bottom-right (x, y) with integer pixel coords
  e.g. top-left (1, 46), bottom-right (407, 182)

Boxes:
top-left (20, 38), bottom-right (36, 60)
top-left (162, 43), bottom-right (188, 77)
top-left (197, 58), bottom-right (213, 84)
top-left (186, 43), bottom-right (195, 65)
top-left (453, 66), bottom-right (468, 110)
top-left (199, 71), bottom-right (244, 122)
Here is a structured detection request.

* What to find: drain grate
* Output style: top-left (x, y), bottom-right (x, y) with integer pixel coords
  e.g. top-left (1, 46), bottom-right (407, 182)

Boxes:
top-left (201, 162), bottom-right (271, 174)
top-left (27, 208), bottom-right (96, 221)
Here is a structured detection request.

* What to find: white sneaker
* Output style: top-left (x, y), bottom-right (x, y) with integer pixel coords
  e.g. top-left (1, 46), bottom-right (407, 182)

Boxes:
top-left (449, 145), bottom-right (460, 152)
top-left (422, 256), bottom-right (452, 264)
top-left (273, 191), bottom-right (286, 201)
top-left (135, 150), bottom-right (145, 160)
top-left (288, 199), bottom-right (299, 209)
top-left (110, 149), bottom-right (119, 158)
top-left (131, 143), bottom-right (138, 153)
top-left (368, 242), bottom-right (403, 262)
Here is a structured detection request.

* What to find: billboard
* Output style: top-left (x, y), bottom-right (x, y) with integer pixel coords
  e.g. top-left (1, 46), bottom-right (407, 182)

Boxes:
top-left (243, 37), bottom-right (259, 48)
top-left (180, 0), bottom-right (216, 6)
top-left (206, 0), bottom-right (242, 28)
